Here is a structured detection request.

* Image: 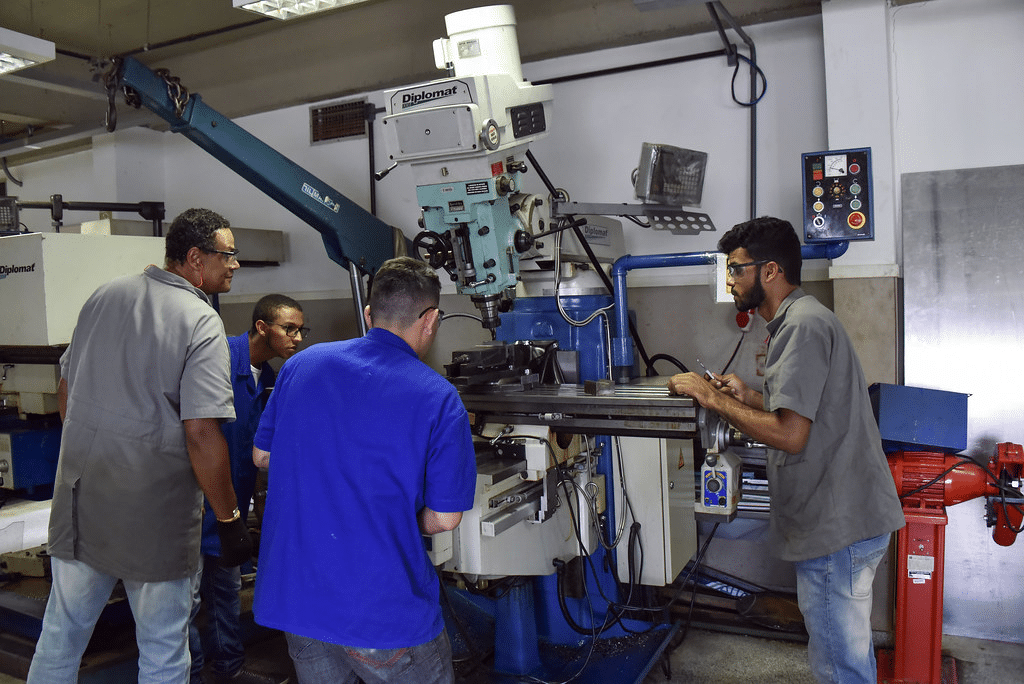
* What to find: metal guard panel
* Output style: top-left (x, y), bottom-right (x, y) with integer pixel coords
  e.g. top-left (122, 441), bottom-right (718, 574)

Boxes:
top-left (458, 384), bottom-right (698, 438)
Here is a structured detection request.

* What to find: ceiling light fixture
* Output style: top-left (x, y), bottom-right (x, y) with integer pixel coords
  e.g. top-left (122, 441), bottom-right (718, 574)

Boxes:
top-left (0, 27), bottom-right (56, 76)
top-left (232, 0), bottom-right (368, 20)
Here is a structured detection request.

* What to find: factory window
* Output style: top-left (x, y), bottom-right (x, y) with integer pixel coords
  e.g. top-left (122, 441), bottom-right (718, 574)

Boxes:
top-left (310, 100), bottom-right (368, 144)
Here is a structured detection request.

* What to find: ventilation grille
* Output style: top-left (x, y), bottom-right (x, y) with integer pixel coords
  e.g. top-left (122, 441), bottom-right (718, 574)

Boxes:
top-left (310, 100), bottom-right (368, 144)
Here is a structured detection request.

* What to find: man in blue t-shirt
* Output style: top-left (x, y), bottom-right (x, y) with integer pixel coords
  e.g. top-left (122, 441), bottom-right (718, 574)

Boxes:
top-left (189, 294), bottom-right (305, 684)
top-left (252, 256), bottom-right (476, 684)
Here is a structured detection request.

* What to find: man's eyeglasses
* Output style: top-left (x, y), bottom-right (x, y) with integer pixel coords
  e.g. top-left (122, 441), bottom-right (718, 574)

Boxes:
top-left (418, 305), bottom-right (444, 324)
top-left (272, 323), bottom-right (310, 338)
top-left (204, 248), bottom-right (240, 263)
top-left (726, 260), bottom-right (769, 278)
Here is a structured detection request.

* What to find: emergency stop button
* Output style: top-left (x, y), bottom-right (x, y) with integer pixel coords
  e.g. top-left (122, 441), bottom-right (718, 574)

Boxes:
top-left (847, 211), bottom-right (866, 230)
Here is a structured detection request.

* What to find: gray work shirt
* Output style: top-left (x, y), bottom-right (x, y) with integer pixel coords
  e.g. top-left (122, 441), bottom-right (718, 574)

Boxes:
top-left (50, 265), bottom-right (234, 581)
top-left (763, 289), bottom-right (905, 562)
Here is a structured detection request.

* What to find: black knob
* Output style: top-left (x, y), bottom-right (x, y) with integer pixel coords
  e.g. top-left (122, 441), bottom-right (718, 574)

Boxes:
top-left (514, 230), bottom-right (534, 254)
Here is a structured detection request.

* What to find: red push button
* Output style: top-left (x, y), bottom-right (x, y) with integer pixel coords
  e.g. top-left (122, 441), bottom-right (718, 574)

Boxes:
top-left (848, 211), bottom-right (866, 229)
top-left (849, 162), bottom-right (861, 175)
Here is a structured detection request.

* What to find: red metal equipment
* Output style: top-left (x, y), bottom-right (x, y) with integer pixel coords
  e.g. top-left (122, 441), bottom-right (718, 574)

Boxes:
top-left (880, 443), bottom-right (1024, 684)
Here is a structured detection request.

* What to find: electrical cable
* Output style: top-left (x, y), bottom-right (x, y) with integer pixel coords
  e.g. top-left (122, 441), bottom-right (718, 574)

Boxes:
top-left (731, 52), bottom-right (767, 107)
top-left (525, 149), bottom-right (655, 373)
top-left (719, 332), bottom-right (746, 375)
top-left (488, 432), bottom-right (618, 648)
top-left (442, 312), bottom-right (483, 324)
top-left (897, 458), bottom-right (975, 501)
top-left (552, 230), bottom-right (615, 328)
top-left (436, 567), bottom-right (489, 666)
top-left (896, 455), bottom-right (1023, 534)
top-left (645, 353), bottom-right (690, 376)
top-left (550, 458), bottom-right (634, 637)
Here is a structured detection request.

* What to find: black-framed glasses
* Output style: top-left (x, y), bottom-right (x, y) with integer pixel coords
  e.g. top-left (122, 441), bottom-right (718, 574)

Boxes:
top-left (726, 259), bottom-right (769, 278)
top-left (203, 248), bottom-right (240, 263)
top-left (272, 323), bottom-right (310, 338)
top-left (418, 305), bottom-right (444, 324)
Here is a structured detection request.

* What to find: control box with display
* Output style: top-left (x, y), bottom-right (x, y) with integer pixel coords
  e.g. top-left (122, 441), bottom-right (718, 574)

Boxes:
top-left (801, 147), bottom-right (873, 242)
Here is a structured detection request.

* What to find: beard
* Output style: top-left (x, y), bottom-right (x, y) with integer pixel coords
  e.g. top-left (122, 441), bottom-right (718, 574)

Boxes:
top-left (734, 274), bottom-right (766, 312)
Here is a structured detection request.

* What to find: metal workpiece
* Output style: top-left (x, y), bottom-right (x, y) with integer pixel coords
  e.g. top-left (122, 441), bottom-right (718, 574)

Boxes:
top-left (459, 381), bottom-right (699, 438)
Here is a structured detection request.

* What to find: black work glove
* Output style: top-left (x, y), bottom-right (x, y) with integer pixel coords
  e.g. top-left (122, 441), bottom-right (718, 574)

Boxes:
top-left (217, 515), bottom-right (253, 567)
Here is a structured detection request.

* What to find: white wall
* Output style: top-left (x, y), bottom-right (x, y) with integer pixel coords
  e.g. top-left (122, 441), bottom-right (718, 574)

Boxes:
top-left (881, 0), bottom-right (1024, 645)
top-left (520, 16), bottom-right (828, 286)
top-left (890, 0), bottom-right (1024, 175)
top-left (6, 14), bottom-right (829, 298)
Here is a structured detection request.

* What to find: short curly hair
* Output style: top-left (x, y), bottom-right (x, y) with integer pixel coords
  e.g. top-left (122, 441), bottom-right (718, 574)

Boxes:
top-left (717, 216), bottom-right (802, 286)
top-left (164, 208), bottom-right (231, 264)
top-left (250, 294), bottom-right (303, 335)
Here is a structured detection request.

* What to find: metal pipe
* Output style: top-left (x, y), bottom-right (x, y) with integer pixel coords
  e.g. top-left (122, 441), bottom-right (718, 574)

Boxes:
top-left (610, 251), bottom-right (717, 381)
top-left (709, 1), bottom-right (759, 218)
top-left (609, 241), bottom-right (850, 380)
top-left (349, 263), bottom-right (368, 336)
top-left (532, 48), bottom-right (730, 87)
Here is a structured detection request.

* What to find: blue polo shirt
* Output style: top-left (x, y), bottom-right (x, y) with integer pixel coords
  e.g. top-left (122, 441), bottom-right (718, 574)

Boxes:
top-left (200, 332), bottom-right (275, 557)
top-left (252, 328), bottom-right (477, 648)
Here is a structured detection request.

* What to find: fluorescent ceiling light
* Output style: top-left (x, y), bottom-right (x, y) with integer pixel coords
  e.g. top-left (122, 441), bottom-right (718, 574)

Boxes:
top-left (232, 0), bottom-right (368, 20)
top-left (0, 27), bottom-right (56, 76)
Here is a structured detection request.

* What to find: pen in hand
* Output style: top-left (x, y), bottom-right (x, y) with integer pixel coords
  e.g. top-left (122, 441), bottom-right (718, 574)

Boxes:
top-left (695, 358), bottom-right (717, 381)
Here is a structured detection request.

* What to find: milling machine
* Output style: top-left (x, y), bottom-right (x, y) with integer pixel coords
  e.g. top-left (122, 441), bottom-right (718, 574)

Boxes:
top-left (378, 6), bottom-right (737, 680)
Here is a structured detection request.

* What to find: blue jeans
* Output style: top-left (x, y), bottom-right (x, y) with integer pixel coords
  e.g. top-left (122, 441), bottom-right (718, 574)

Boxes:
top-left (28, 556), bottom-right (193, 684)
top-left (794, 532), bottom-right (891, 684)
top-left (285, 629), bottom-right (453, 684)
top-left (189, 555), bottom-right (245, 682)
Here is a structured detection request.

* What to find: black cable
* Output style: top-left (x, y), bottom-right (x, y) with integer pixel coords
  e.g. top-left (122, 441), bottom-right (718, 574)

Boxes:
top-left (897, 456), bottom-right (1024, 534)
top-left (550, 459), bottom-right (646, 637)
top-left (525, 150), bottom-right (654, 373)
top-left (665, 523), bottom-right (720, 612)
top-left (666, 522), bottom-right (720, 645)
top-left (898, 458), bottom-right (975, 501)
top-left (997, 497), bottom-right (1024, 534)
top-left (898, 455), bottom-right (1021, 502)
top-left (554, 559), bottom-right (597, 636)
top-left (731, 52), bottom-right (767, 107)
top-left (436, 568), bottom-right (488, 666)
top-left (719, 333), bottom-right (746, 375)
top-left (645, 353), bottom-right (690, 377)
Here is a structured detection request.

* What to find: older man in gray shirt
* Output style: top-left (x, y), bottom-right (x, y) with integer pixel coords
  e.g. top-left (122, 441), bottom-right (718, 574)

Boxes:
top-left (670, 216), bottom-right (904, 684)
top-left (28, 208), bottom-right (252, 684)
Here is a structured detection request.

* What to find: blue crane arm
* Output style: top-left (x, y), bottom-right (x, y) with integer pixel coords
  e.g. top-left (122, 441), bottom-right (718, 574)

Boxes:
top-left (117, 56), bottom-right (396, 275)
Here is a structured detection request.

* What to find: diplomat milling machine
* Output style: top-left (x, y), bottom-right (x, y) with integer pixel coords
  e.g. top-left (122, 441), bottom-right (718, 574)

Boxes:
top-left (98, 5), bottom-right (753, 681)
top-left (377, 6), bottom-right (731, 681)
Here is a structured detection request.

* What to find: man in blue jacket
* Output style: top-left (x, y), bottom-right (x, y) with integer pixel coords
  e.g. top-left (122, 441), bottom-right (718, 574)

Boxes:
top-left (190, 294), bottom-right (306, 684)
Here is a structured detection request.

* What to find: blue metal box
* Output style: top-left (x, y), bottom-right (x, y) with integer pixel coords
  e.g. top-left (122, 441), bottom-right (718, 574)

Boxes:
top-left (869, 383), bottom-right (968, 454)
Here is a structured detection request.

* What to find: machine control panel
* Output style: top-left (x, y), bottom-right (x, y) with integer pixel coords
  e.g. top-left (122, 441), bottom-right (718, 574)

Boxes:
top-left (801, 147), bottom-right (873, 242)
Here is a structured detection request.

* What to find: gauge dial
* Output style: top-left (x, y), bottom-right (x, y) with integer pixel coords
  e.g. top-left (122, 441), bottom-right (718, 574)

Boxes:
top-left (825, 154), bottom-right (847, 177)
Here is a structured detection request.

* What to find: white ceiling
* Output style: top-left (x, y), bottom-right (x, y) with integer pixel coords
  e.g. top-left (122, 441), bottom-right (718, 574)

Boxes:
top-left (0, 0), bottom-right (821, 161)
